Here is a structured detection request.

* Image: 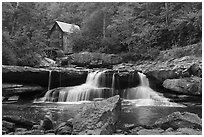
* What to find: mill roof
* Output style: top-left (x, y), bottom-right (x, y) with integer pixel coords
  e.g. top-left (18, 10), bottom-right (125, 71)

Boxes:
top-left (53, 21), bottom-right (80, 33)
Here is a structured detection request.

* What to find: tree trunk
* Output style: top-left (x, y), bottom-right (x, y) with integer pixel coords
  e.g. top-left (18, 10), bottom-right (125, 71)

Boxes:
top-left (146, 3), bottom-right (149, 19)
top-left (103, 11), bottom-right (106, 39)
top-left (11, 2), bottom-right (19, 36)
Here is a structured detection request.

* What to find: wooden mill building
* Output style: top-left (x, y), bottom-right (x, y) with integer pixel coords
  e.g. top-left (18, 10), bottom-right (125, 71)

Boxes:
top-left (49, 21), bottom-right (80, 54)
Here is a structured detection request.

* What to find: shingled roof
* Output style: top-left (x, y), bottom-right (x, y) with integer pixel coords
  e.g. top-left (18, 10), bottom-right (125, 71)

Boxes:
top-left (52, 21), bottom-right (80, 33)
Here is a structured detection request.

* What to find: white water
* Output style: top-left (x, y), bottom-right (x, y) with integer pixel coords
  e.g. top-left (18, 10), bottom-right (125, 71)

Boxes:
top-left (43, 70), bottom-right (113, 102)
top-left (111, 73), bottom-right (116, 96)
top-left (124, 72), bottom-right (169, 103)
top-left (138, 72), bottom-right (149, 87)
top-left (42, 70), bottom-right (171, 104)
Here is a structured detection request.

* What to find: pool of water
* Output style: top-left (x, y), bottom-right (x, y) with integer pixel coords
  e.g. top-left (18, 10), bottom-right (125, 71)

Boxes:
top-left (119, 100), bottom-right (202, 128)
top-left (2, 99), bottom-right (202, 129)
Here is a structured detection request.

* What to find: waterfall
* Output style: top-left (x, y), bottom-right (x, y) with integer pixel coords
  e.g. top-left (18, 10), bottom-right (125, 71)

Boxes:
top-left (138, 72), bottom-right (149, 87)
top-left (111, 73), bottom-right (115, 96)
top-left (42, 70), bottom-right (168, 103)
top-left (43, 70), bottom-right (115, 102)
top-left (124, 72), bottom-right (168, 102)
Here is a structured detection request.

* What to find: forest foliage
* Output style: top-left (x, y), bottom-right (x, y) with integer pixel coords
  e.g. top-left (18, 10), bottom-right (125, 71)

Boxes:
top-left (2, 2), bottom-right (202, 66)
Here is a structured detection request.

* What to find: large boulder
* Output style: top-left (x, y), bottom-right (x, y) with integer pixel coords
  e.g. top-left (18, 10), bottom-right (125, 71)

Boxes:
top-left (163, 77), bottom-right (202, 95)
top-left (3, 116), bottom-right (37, 130)
top-left (40, 115), bottom-right (53, 131)
top-left (153, 111), bottom-right (202, 130)
top-left (131, 127), bottom-right (202, 135)
top-left (2, 121), bottom-right (15, 132)
top-left (61, 52), bottom-right (122, 68)
top-left (55, 119), bottom-right (73, 135)
top-left (146, 69), bottom-right (178, 85)
top-left (72, 95), bottom-right (121, 135)
top-left (129, 111), bottom-right (202, 135)
top-left (2, 65), bottom-right (88, 88)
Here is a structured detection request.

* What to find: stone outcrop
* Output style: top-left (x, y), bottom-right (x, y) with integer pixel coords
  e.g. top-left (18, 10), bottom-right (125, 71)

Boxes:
top-left (153, 111), bottom-right (202, 130)
top-left (130, 128), bottom-right (202, 135)
top-left (128, 112), bottom-right (202, 135)
top-left (2, 84), bottom-right (44, 98)
top-left (72, 95), bottom-right (121, 135)
top-left (163, 77), bottom-right (202, 95)
top-left (116, 56), bottom-right (202, 85)
top-left (2, 65), bottom-right (89, 88)
top-left (114, 56), bottom-right (202, 96)
top-left (3, 116), bottom-right (37, 130)
top-left (60, 52), bottom-right (122, 68)
top-left (55, 119), bottom-right (73, 135)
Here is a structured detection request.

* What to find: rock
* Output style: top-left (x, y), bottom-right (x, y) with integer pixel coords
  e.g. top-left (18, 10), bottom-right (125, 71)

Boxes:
top-left (137, 128), bottom-right (164, 135)
top-left (44, 129), bottom-right (55, 134)
top-left (146, 70), bottom-right (178, 85)
top-left (187, 63), bottom-right (202, 77)
top-left (2, 84), bottom-right (44, 99)
top-left (2, 120), bottom-right (15, 131)
top-left (2, 130), bottom-right (8, 135)
top-left (40, 114), bottom-right (53, 131)
top-left (3, 116), bottom-right (36, 129)
top-left (8, 132), bottom-right (14, 135)
top-left (39, 57), bottom-right (56, 67)
top-left (2, 126), bottom-right (9, 134)
top-left (153, 111), bottom-right (202, 130)
top-left (15, 128), bottom-right (27, 132)
top-left (131, 127), bottom-right (202, 135)
top-left (72, 95), bottom-right (121, 135)
top-left (163, 77), bottom-right (202, 95)
top-left (55, 119), bottom-right (73, 135)
top-left (132, 56), bottom-right (202, 84)
top-left (14, 130), bottom-right (44, 135)
top-left (45, 133), bottom-right (55, 135)
top-left (163, 128), bottom-right (202, 135)
top-left (61, 52), bottom-right (122, 68)
top-left (2, 65), bottom-right (89, 88)
top-left (2, 83), bottom-right (23, 89)
top-left (32, 125), bottom-right (41, 130)
top-left (29, 130), bottom-right (44, 135)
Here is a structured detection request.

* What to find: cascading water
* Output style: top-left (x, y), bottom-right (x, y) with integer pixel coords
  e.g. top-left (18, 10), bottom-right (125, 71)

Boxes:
top-left (41, 69), bottom-right (169, 103)
top-left (123, 72), bottom-right (168, 102)
top-left (43, 70), bottom-right (115, 102)
top-left (111, 73), bottom-right (115, 96)
top-left (138, 72), bottom-right (149, 87)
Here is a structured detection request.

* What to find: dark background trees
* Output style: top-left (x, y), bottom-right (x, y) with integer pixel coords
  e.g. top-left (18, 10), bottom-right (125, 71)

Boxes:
top-left (2, 2), bottom-right (202, 66)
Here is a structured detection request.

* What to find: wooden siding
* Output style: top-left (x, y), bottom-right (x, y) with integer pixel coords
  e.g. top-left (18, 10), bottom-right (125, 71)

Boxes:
top-left (49, 22), bottom-right (74, 53)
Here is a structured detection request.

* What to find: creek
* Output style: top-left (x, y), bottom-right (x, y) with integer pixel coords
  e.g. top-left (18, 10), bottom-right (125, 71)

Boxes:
top-left (2, 70), bottom-right (202, 130)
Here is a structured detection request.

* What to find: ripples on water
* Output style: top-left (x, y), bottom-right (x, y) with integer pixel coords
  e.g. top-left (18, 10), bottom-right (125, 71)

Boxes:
top-left (2, 98), bottom-right (202, 128)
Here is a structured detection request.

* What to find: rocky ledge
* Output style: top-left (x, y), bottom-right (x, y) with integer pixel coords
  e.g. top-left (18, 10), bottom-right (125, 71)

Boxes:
top-left (163, 76), bottom-right (202, 95)
top-left (2, 65), bottom-right (89, 88)
top-left (60, 52), bottom-right (122, 68)
top-left (113, 56), bottom-right (202, 96)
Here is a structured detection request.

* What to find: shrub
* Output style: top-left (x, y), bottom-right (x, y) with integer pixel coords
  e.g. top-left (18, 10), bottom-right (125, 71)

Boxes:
top-left (120, 52), bottom-right (137, 63)
top-left (17, 52), bottom-right (41, 67)
top-left (148, 48), bottom-right (161, 60)
top-left (2, 45), bottom-right (17, 65)
top-left (2, 31), bottom-right (17, 65)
